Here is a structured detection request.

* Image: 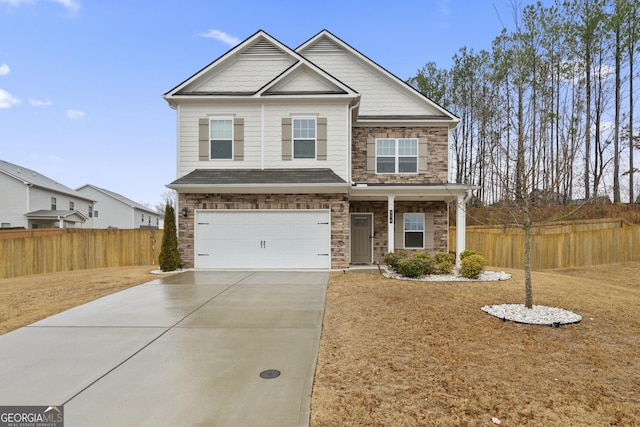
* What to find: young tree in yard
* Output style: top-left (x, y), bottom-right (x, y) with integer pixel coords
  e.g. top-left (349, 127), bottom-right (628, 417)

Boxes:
top-left (159, 203), bottom-right (181, 272)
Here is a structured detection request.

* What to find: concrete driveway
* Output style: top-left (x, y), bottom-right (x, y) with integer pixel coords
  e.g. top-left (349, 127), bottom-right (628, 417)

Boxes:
top-left (0, 270), bottom-right (329, 427)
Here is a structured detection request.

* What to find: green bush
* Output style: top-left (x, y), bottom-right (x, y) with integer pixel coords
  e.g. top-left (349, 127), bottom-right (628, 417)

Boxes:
top-left (459, 254), bottom-right (487, 279)
top-left (459, 250), bottom-right (481, 260)
top-left (433, 252), bottom-right (455, 274)
top-left (396, 257), bottom-right (429, 278)
top-left (384, 252), bottom-right (407, 271)
top-left (412, 252), bottom-right (435, 274)
top-left (159, 204), bottom-right (182, 272)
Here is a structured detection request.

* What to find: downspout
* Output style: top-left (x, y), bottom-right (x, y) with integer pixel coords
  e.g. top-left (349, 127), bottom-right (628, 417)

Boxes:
top-left (347, 97), bottom-right (361, 184)
top-left (25, 183), bottom-right (32, 228)
top-left (261, 103), bottom-right (265, 170)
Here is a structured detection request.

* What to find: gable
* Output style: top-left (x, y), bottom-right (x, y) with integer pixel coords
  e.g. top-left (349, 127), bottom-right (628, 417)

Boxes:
top-left (262, 63), bottom-right (349, 95)
top-left (183, 53), bottom-right (296, 95)
top-left (297, 32), bottom-right (458, 125)
top-left (165, 30), bottom-right (358, 104)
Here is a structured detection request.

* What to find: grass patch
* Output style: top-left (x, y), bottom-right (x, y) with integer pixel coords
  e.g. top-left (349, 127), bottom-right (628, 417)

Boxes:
top-left (311, 263), bottom-right (640, 426)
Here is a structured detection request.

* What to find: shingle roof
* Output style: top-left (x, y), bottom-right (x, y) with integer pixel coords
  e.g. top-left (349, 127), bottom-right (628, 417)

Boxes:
top-left (0, 159), bottom-right (94, 202)
top-left (76, 184), bottom-right (158, 214)
top-left (170, 168), bottom-right (347, 186)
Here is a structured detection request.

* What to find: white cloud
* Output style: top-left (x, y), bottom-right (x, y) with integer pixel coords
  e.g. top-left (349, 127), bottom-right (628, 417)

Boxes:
top-left (29, 98), bottom-right (52, 107)
top-left (0, 0), bottom-right (80, 11)
top-left (66, 109), bottom-right (84, 119)
top-left (0, 0), bottom-right (33, 5)
top-left (198, 29), bottom-right (240, 47)
top-left (50, 0), bottom-right (79, 11)
top-left (0, 88), bottom-right (21, 108)
top-left (0, 64), bottom-right (10, 76)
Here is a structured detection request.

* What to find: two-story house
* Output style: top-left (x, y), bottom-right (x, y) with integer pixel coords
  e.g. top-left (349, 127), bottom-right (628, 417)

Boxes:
top-left (76, 184), bottom-right (161, 229)
top-left (0, 159), bottom-right (94, 229)
top-left (165, 30), bottom-right (473, 270)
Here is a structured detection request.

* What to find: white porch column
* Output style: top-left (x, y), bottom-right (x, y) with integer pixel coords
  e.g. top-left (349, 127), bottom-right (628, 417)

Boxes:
top-left (387, 195), bottom-right (395, 254)
top-left (456, 193), bottom-right (467, 264)
top-left (58, 217), bottom-right (64, 228)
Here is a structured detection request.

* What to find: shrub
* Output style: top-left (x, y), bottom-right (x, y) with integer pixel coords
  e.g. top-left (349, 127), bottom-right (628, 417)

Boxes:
top-left (459, 250), bottom-right (481, 260)
top-left (412, 252), bottom-right (435, 274)
top-left (396, 257), bottom-right (429, 278)
top-left (159, 203), bottom-right (182, 272)
top-left (384, 252), bottom-right (407, 271)
top-left (459, 254), bottom-right (487, 279)
top-left (433, 252), bottom-right (455, 274)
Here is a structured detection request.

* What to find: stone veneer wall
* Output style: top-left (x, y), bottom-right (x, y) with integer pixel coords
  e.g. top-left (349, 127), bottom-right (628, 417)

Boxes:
top-left (352, 126), bottom-right (449, 184)
top-left (177, 193), bottom-right (350, 269)
top-left (350, 200), bottom-right (449, 263)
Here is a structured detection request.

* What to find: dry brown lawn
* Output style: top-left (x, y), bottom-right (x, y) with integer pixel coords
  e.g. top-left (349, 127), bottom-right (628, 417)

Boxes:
top-left (1, 264), bottom-right (638, 426)
top-left (0, 266), bottom-right (165, 335)
top-left (311, 263), bottom-right (640, 426)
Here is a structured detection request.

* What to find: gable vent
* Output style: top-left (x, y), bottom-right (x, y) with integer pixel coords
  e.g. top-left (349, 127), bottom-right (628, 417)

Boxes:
top-left (304, 37), bottom-right (344, 53)
top-left (242, 40), bottom-right (284, 56)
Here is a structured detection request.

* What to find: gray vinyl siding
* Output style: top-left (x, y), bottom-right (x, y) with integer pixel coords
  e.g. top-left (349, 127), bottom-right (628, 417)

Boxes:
top-left (76, 186), bottom-right (160, 229)
top-left (0, 174), bottom-right (28, 228)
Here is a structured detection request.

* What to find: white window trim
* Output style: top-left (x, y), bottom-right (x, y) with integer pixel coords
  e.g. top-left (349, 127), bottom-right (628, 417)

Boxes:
top-left (292, 116), bottom-right (317, 160)
top-left (209, 116), bottom-right (234, 160)
top-left (375, 138), bottom-right (419, 174)
top-left (403, 213), bottom-right (425, 249)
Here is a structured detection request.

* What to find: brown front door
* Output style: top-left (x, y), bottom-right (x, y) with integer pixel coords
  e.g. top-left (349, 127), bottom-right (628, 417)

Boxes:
top-left (351, 214), bottom-right (372, 264)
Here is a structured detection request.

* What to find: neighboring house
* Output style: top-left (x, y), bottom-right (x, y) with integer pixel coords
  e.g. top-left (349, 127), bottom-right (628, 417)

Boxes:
top-left (76, 184), bottom-right (161, 229)
top-left (0, 159), bottom-right (94, 229)
top-left (164, 30), bottom-right (473, 270)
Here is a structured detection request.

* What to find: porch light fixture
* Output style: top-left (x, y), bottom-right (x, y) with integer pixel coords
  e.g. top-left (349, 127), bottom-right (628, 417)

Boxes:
top-left (181, 207), bottom-right (188, 217)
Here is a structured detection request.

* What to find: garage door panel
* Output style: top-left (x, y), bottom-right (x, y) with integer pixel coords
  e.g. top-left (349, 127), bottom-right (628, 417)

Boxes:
top-left (194, 210), bottom-right (331, 269)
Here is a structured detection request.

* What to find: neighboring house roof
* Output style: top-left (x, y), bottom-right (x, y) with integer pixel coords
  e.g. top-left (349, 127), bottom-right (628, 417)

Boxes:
top-left (76, 184), bottom-right (158, 215)
top-left (0, 159), bottom-right (95, 202)
top-left (168, 168), bottom-right (349, 193)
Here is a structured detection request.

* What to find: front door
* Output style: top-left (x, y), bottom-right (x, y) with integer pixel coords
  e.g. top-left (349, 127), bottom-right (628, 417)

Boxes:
top-left (350, 214), bottom-right (373, 264)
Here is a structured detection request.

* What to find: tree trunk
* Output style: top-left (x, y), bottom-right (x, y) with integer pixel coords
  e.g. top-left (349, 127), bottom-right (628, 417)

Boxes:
top-left (524, 206), bottom-right (533, 309)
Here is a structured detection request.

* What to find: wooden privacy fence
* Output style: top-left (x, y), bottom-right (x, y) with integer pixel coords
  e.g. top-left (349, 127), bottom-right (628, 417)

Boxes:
top-left (449, 218), bottom-right (640, 270)
top-left (0, 228), bottom-right (163, 279)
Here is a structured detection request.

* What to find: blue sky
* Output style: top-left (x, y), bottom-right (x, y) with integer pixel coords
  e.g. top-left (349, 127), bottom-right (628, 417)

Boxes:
top-left (0, 0), bottom-right (524, 208)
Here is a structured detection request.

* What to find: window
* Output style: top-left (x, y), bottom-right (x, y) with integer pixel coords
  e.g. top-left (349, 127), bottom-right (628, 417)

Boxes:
top-left (404, 213), bottom-right (424, 249)
top-left (51, 197), bottom-right (57, 210)
top-left (95, 210), bottom-right (99, 218)
top-left (141, 214), bottom-right (144, 223)
top-left (88, 206), bottom-right (93, 218)
top-left (376, 138), bottom-right (418, 173)
top-left (69, 201), bottom-right (74, 210)
top-left (293, 118), bottom-right (316, 159)
top-left (1, 223), bottom-right (10, 228)
top-left (209, 118), bottom-right (233, 159)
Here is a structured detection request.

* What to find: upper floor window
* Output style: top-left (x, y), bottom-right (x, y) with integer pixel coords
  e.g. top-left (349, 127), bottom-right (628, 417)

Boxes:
top-left (209, 118), bottom-right (233, 159)
top-left (88, 206), bottom-right (93, 218)
top-left (293, 118), bottom-right (316, 159)
top-left (69, 201), bottom-right (74, 210)
top-left (51, 197), bottom-right (57, 210)
top-left (376, 138), bottom-right (418, 173)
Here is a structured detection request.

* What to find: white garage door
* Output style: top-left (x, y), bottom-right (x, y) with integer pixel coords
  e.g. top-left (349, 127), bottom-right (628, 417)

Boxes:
top-left (194, 210), bottom-right (331, 269)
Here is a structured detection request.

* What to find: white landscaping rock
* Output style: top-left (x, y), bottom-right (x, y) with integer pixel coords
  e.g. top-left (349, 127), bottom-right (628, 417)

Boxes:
top-left (481, 304), bottom-right (582, 326)
top-left (384, 269), bottom-right (512, 282)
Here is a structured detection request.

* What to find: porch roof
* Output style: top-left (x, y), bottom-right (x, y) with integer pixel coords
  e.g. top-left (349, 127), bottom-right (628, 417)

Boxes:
top-left (349, 183), bottom-right (475, 202)
top-left (26, 210), bottom-right (88, 222)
